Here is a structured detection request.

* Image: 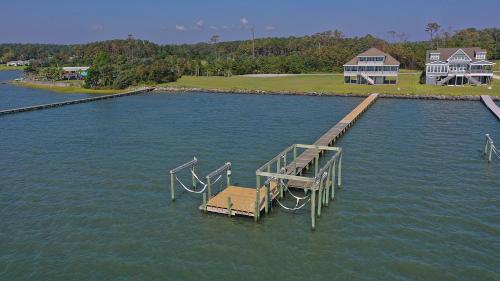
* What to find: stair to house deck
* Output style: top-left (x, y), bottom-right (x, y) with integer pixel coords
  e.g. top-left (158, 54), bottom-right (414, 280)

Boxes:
top-left (360, 73), bottom-right (375, 85)
top-left (437, 74), bottom-right (455, 85)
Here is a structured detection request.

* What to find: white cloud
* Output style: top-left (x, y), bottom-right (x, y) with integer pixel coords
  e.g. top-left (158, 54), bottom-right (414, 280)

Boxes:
top-left (265, 26), bottom-right (276, 31)
top-left (175, 25), bottom-right (186, 31)
top-left (195, 20), bottom-right (204, 28)
top-left (240, 17), bottom-right (249, 26)
top-left (209, 25), bottom-right (218, 30)
top-left (222, 25), bottom-right (230, 30)
top-left (90, 24), bottom-right (104, 31)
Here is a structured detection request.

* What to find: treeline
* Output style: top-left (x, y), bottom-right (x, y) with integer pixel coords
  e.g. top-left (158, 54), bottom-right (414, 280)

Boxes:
top-left (0, 27), bottom-right (498, 88)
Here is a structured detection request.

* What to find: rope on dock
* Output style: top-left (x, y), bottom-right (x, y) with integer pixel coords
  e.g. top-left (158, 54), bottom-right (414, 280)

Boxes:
top-left (275, 197), bottom-right (311, 211)
top-left (274, 179), bottom-right (311, 211)
top-left (175, 171), bottom-right (221, 194)
top-left (191, 168), bottom-right (207, 186)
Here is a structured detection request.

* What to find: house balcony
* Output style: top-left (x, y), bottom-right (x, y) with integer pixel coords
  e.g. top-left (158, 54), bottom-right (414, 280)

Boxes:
top-left (427, 69), bottom-right (493, 76)
top-left (448, 69), bottom-right (493, 76)
top-left (344, 70), bottom-right (399, 77)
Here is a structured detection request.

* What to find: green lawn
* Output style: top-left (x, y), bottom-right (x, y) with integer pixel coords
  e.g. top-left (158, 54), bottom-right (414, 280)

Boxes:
top-left (0, 64), bottom-right (25, 71)
top-left (164, 73), bottom-right (500, 97)
top-left (493, 60), bottom-right (500, 71)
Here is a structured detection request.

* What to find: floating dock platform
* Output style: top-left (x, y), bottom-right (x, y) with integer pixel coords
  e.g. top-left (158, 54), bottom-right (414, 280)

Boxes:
top-left (203, 182), bottom-right (279, 217)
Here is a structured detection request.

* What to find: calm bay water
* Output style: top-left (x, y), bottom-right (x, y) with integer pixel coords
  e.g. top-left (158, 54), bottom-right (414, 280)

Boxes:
top-left (0, 72), bottom-right (499, 280)
top-left (0, 71), bottom-right (93, 110)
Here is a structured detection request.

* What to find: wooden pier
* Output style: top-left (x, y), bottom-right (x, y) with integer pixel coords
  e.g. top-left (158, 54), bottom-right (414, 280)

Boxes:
top-left (481, 95), bottom-right (500, 120)
top-left (292, 93), bottom-right (378, 175)
top-left (169, 94), bottom-right (378, 227)
top-left (0, 87), bottom-right (154, 116)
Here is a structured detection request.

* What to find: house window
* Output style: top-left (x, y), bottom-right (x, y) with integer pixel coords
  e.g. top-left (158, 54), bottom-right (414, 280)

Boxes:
top-left (476, 52), bottom-right (486, 60)
top-left (430, 53), bottom-right (440, 60)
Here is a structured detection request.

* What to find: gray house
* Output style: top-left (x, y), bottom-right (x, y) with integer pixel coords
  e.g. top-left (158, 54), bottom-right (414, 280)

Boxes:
top-left (425, 47), bottom-right (495, 85)
top-left (343, 48), bottom-right (400, 85)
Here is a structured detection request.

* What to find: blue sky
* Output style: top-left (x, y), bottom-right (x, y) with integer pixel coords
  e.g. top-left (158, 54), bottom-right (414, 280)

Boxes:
top-left (1, 0), bottom-right (499, 44)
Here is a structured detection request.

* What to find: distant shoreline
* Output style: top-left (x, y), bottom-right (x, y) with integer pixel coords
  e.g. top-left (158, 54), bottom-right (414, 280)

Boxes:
top-left (154, 86), bottom-right (500, 101)
top-left (9, 79), bottom-right (500, 101)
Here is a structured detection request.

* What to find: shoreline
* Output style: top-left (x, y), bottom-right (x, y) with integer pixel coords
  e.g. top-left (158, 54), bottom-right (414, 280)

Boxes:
top-left (154, 86), bottom-right (500, 101)
top-left (11, 81), bottom-right (124, 94)
top-left (8, 80), bottom-right (500, 101)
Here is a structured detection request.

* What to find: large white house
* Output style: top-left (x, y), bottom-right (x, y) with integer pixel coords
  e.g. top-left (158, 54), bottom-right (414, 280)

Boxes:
top-left (343, 48), bottom-right (400, 85)
top-left (425, 47), bottom-right (495, 85)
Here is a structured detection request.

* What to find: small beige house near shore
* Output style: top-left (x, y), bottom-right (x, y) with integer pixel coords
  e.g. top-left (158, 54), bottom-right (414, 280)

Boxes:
top-left (343, 48), bottom-right (400, 85)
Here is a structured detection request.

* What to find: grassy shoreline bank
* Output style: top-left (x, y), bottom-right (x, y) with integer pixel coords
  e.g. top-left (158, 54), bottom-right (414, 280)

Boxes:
top-left (0, 65), bottom-right (25, 71)
top-left (162, 74), bottom-right (499, 97)
top-left (8, 72), bottom-right (500, 97)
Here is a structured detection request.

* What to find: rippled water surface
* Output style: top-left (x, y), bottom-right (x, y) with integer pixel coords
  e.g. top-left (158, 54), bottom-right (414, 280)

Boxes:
top-left (1, 76), bottom-right (499, 280)
top-left (0, 71), bottom-right (93, 110)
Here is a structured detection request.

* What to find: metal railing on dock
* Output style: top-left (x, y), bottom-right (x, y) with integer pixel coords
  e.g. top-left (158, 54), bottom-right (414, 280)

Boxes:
top-left (484, 134), bottom-right (499, 162)
top-left (0, 87), bottom-right (154, 116)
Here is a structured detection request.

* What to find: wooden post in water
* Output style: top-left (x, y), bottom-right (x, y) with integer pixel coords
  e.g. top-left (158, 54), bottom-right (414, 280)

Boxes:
top-left (484, 134), bottom-right (490, 155)
top-left (255, 175), bottom-right (261, 221)
top-left (338, 154), bottom-right (342, 188)
top-left (265, 182), bottom-right (269, 214)
top-left (311, 187), bottom-right (316, 230)
top-left (227, 168), bottom-right (231, 187)
top-left (170, 172), bottom-right (175, 201)
top-left (207, 177), bottom-right (212, 200)
top-left (191, 165), bottom-right (196, 191)
top-left (314, 155), bottom-right (319, 177)
top-left (317, 180), bottom-right (323, 217)
top-left (293, 145), bottom-right (297, 174)
top-left (488, 145), bottom-right (493, 162)
top-left (331, 162), bottom-right (336, 200)
top-left (227, 197), bottom-right (232, 217)
top-left (202, 193), bottom-right (207, 213)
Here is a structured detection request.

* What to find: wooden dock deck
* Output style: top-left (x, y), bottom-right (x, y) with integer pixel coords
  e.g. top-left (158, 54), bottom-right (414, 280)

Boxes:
top-left (0, 87), bottom-right (154, 116)
top-left (202, 181), bottom-right (279, 217)
top-left (481, 95), bottom-right (500, 120)
top-left (292, 93), bottom-right (378, 175)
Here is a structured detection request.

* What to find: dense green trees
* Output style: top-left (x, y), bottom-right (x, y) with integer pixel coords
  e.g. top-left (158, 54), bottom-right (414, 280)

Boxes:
top-left (1, 26), bottom-right (498, 89)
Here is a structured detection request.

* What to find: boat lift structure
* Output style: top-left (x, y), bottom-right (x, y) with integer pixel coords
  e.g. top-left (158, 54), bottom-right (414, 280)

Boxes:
top-left (169, 144), bottom-right (342, 230)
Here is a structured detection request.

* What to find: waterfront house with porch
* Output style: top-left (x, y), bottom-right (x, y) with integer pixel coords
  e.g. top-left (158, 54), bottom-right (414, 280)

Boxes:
top-left (425, 47), bottom-right (494, 85)
top-left (343, 48), bottom-right (400, 85)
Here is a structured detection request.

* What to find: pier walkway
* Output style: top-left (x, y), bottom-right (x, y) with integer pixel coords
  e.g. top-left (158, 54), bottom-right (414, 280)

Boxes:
top-left (291, 93), bottom-right (378, 175)
top-left (0, 87), bottom-right (154, 116)
top-left (481, 95), bottom-right (500, 120)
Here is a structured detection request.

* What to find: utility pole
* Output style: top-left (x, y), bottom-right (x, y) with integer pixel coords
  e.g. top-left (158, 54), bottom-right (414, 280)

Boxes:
top-left (251, 27), bottom-right (255, 58)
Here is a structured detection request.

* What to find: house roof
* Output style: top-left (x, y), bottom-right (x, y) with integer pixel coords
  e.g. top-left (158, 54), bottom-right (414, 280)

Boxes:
top-left (425, 47), bottom-right (490, 63)
top-left (344, 47), bottom-right (400, 66)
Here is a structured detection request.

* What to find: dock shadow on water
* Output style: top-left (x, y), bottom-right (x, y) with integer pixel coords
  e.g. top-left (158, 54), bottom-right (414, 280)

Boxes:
top-left (0, 88), bottom-right (499, 280)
